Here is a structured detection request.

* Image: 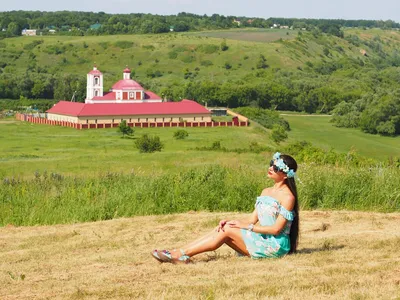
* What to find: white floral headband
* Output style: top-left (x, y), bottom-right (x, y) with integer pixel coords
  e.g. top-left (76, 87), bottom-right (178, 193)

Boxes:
top-left (272, 152), bottom-right (296, 178)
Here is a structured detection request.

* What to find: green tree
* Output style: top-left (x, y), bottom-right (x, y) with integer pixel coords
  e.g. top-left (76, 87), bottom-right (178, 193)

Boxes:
top-left (270, 124), bottom-right (288, 144)
top-left (135, 134), bottom-right (163, 153)
top-left (256, 54), bottom-right (268, 69)
top-left (118, 120), bottom-right (133, 138)
top-left (7, 22), bottom-right (20, 36)
top-left (220, 39), bottom-right (229, 51)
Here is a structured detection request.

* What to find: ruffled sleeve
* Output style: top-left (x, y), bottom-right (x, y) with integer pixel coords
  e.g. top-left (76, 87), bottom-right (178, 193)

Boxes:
top-left (279, 205), bottom-right (295, 221)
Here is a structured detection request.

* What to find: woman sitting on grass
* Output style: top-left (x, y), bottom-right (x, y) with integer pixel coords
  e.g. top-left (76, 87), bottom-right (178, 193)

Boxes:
top-left (151, 152), bottom-right (299, 263)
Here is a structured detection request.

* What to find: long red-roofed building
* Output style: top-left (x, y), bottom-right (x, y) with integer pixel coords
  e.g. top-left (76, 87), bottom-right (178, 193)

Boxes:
top-left (47, 66), bottom-right (212, 124)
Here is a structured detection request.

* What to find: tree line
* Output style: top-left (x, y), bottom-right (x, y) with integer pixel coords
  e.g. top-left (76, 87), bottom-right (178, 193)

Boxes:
top-left (0, 11), bottom-right (399, 37)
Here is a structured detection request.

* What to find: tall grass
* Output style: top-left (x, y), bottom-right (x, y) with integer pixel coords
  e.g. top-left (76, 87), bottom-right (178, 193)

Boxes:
top-left (1, 165), bottom-right (399, 226)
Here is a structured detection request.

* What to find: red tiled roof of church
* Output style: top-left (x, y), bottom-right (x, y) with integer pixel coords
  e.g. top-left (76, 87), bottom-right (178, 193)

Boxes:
top-left (47, 100), bottom-right (210, 117)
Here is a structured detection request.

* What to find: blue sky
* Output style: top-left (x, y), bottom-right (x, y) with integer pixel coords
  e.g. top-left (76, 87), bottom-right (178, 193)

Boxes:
top-left (2, 0), bottom-right (399, 22)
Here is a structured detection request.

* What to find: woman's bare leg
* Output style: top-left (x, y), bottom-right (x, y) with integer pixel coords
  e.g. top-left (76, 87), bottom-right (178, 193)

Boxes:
top-left (167, 227), bottom-right (249, 258)
top-left (182, 230), bottom-right (217, 250)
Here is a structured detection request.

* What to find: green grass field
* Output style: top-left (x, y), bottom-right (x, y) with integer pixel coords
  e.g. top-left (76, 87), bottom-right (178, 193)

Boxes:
top-left (0, 118), bottom-right (399, 227)
top-left (0, 120), bottom-right (269, 178)
top-left (1, 115), bottom-right (399, 179)
top-left (281, 115), bottom-right (400, 159)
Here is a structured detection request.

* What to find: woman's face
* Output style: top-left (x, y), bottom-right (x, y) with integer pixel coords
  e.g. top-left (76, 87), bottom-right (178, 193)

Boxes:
top-left (267, 160), bottom-right (287, 180)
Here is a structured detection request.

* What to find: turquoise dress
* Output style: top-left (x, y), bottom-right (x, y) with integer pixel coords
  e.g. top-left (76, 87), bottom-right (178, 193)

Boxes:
top-left (240, 195), bottom-right (295, 259)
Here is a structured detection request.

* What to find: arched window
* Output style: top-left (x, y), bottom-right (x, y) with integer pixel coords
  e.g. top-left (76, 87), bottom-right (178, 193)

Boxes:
top-left (94, 77), bottom-right (99, 85)
top-left (94, 90), bottom-right (99, 96)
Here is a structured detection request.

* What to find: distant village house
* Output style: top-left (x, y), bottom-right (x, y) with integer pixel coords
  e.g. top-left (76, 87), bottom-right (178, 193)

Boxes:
top-left (21, 29), bottom-right (37, 36)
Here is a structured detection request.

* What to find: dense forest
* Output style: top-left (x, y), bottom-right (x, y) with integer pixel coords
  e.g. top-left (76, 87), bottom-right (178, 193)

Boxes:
top-left (0, 11), bottom-right (399, 37)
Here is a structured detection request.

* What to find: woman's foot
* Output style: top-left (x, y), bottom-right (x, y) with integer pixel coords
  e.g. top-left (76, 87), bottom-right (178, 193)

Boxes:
top-left (157, 249), bottom-right (191, 264)
top-left (150, 249), bottom-right (166, 263)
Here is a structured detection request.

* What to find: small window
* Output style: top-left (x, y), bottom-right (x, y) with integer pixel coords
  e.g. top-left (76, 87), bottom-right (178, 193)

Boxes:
top-left (138, 118), bottom-right (140, 122)
top-left (94, 90), bottom-right (99, 96)
top-left (146, 118), bottom-right (148, 122)
top-left (112, 119), bottom-right (114, 123)
top-left (130, 92), bottom-right (134, 99)
top-left (86, 120), bottom-right (89, 124)
top-left (94, 77), bottom-right (99, 85)
top-left (95, 119), bottom-right (97, 124)
top-left (129, 118), bottom-right (132, 122)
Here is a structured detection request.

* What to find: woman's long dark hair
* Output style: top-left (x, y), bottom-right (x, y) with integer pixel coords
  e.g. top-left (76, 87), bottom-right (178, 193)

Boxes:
top-left (280, 154), bottom-right (299, 254)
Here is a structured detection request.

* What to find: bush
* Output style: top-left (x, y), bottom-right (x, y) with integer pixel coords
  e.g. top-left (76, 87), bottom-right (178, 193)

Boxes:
top-left (270, 124), bottom-right (288, 144)
top-left (114, 41), bottom-right (134, 49)
top-left (220, 39), bottom-right (229, 51)
top-left (135, 134), bottom-right (163, 153)
top-left (173, 129), bottom-right (189, 140)
top-left (200, 60), bottom-right (213, 67)
top-left (196, 44), bottom-right (219, 54)
top-left (181, 55), bottom-right (195, 63)
top-left (224, 62), bottom-right (232, 70)
top-left (168, 51), bottom-right (178, 59)
top-left (98, 42), bottom-right (109, 49)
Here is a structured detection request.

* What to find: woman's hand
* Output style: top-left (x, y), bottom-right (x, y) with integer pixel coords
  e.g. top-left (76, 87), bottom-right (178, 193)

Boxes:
top-left (226, 220), bottom-right (247, 229)
top-left (216, 220), bottom-right (227, 232)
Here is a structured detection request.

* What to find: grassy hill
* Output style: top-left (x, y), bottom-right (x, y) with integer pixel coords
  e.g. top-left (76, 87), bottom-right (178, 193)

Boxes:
top-left (1, 210), bottom-right (399, 299)
top-left (2, 27), bottom-right (400, 91)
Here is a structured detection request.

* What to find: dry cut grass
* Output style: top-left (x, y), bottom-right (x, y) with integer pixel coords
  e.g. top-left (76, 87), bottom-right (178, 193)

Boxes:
top-left (1, 211), bottom-right (399, 299)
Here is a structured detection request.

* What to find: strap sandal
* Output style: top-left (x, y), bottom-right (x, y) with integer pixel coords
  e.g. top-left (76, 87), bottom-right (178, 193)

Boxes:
top-left (158, 249), bottom-right (191, 264)
top-left (151, 249), bottom-right (168, 263)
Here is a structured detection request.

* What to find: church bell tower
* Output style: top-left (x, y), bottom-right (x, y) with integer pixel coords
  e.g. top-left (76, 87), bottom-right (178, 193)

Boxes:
top-left (86, 66), bottom-right (103, 101)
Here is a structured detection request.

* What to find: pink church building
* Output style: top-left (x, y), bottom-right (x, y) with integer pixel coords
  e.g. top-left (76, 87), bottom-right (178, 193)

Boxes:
top-left (46, 66), bottom-right (212, 125)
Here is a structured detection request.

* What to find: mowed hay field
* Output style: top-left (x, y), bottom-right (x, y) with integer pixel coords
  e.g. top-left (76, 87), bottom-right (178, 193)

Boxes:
top-left (1, 211), bottom-right (399, 299)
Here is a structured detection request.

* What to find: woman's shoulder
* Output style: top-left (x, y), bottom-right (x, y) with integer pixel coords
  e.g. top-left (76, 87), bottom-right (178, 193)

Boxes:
top-left (279, 191), bottom-right (295, 211)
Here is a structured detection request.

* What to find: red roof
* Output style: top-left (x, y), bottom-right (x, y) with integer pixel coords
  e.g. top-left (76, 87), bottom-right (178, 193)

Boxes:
top-left (123, 67), bottom-right (131, 73)
top-left (47, 100), bottom-right (211, 117)
top-left (47, 101), bottom-right (86, 116)
top-left (92, 92), bottom-right (117, 100)
top-left (112, 79), bottom-right (144, 90)
top-left (144, 91), bottom-right (162, 100)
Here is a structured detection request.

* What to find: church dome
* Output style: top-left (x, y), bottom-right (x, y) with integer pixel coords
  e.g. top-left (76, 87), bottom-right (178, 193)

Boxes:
top-left (88, 66), bottom-right (102, 75)
top-left (112, 79), bottom-right (144, 90)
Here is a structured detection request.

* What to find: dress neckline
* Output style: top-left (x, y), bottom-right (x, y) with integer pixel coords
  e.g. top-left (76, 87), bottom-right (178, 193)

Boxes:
top-left (257, 195), bottom-right (280, 204)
